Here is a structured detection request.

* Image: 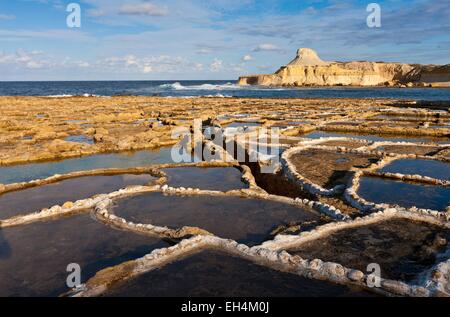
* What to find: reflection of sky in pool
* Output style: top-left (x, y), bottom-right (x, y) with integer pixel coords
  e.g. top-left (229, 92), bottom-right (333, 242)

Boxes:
top-left (65, 135), bottom-right (94, 144)
top-left (304, 131), bottom-right (450, 145)
top-left (0, 147), bottom-right (175, 184)
top-left (358, 176), bottom-right (450, 211)
top-left (379, 159), bottom-right (450, 181)
top-left (0, 213), bottom-right (165, 296)
top-left (113, 192), bottom-right (319, 245)
top-left (0, 174), bottom-right (155, 220)
top-left (163, 167), bottom-right (247, 191)
top-left (104, 250), bottom-right (368, 297)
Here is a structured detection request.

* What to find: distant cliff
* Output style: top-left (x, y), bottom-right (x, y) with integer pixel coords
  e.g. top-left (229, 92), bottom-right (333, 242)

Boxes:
top-left (238, 48), bottom-right (450, 87)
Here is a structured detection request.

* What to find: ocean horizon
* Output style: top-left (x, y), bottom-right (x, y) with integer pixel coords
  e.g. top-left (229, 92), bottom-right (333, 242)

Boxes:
top-left (1, 80), bottom-right (450, 101)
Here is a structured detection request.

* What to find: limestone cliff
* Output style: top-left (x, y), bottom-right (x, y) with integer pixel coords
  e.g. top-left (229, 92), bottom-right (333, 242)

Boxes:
top-left (238, 48), bottom-right (450, 87)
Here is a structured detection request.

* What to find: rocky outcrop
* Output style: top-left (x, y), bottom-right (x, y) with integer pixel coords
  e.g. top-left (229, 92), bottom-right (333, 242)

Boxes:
top-left (420, 65), bottom-right (450, 87)
top-left (238, 48), bottom-right (450, 87)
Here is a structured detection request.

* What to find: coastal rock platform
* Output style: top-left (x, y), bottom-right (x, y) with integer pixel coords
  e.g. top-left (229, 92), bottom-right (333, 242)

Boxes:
top-left (0, 95), bottom-right (449, 297)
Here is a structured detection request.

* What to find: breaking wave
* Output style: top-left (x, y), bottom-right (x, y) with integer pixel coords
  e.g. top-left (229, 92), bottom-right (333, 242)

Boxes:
top-left (165, 93), bottom-right (232, 98)
top-left (159, 82), bottom-right (242, 91)
top-left (47, 93), bottom-right (108, 98)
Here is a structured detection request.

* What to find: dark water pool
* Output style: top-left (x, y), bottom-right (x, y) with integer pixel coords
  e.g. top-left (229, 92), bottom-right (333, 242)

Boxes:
top-left (0, 213), bottom-right (166, 297)
top-left (163, 167), bottom-right (247, 191)
top-left (113, 192), bottom-right (320, 245)
top-left (65, 135), bottom-right (94, 145)
top-left (304, 131), bottom-right (450, 144)
top-left (104, 250), bottom-right (373, 297)
top-left (358, 176), bottom-right (450, 211)
top-left (0, 174), bottom-right (156, 220)
top-left (0, 147), bottom-right (174, 184)
top-left (379, 159), bottom-right (450, 181)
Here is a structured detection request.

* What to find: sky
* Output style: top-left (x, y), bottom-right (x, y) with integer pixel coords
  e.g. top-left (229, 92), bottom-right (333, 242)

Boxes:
top-left (0, 0), bottom-right (449, 81)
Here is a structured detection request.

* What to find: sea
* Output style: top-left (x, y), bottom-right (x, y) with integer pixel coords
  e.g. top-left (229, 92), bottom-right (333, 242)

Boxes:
top-left (0, 80), bottom-right (450, 101)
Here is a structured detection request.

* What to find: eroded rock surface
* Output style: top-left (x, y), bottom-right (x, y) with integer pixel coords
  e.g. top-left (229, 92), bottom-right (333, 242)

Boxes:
top-left (1, 95), bottom-right (450, 297)
top-left (289, 148), bottom-right (380, 189)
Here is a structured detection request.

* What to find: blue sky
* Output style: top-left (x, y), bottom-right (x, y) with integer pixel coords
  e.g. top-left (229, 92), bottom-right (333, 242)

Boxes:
top-left (0, 0), bottom-right (449, 80)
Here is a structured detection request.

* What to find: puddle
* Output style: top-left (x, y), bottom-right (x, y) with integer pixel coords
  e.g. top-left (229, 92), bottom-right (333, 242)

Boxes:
top-left (319, 139), bottom-right (368, 149)
top-left (22, 136), bottom-right (33, 141)
top-left (271, 121), bottom-right (307, 129)
top-left (430, 123), bottom-right (450, 129)
top-left (225, 122), bottom-right (261, 128)
top-left (65, 120), bottom-right (87, 125)
top-left (289, 149), bottom-right (379, 189)
top-left (148, 119), bottom-right (163, 127)
top-left (326, 121), bottom-right (363, 126)
top-left (162, 167), bottom-right (247, 191)
top-left (375, 145), bottom-right (442, 156)
top-left (374, 115), bottom-right (436, 121)
top-left (288, 219), bottom-right (450, 282)
top-left (257, 135), bottom-right (302, 146)
top-left (0, 213), bottom-right (166, 296)
top-left (104, 250), bottom-right (372, 297)
top-left (65, 135), bottom-right (94, 145)
top-left (218, 114), bottom-right (251, 121)
top-left (112, 192), bottom-right (320, 245)
top-left (303, 131), bottom-right (450, 144)
top-left (0, 174), bottom-right (156, 220)
top-left (358, 176), bottom-right (450, 211)
top-left (0, 147), bottom-right (174, 184)
top-left (336, 158), bottom-right (350, 164)
top-left (379, 159), bottom-right (450, 181)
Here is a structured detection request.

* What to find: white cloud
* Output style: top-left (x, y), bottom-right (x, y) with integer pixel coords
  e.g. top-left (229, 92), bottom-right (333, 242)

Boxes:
top-left (0, 52), bottom-right (14, 64)
top-left (0, 29), bottom-right (94, 42)
top-left (118, 3), bottom-right (168, 16)
top-left (77, 61), bottom-right (90, 68)
top-left (253, 43), bottom-right (281, 52)
top-left (0, 49), bottom-right (47, 69)
top-left (16, 50), bottom-right (46, 69)
top-left (124, 54), bottom-right (138, 66)
top-left (0, 14), bottom-right (16, 21)
top-left (194, 63), bottom-right (203, 71)
top-left (142, 65), bottom-right (153, 73)
top-left (196, 48), bottom-right (212, 55)
top-left (242, 54), bottom-right (252, 61)
top-left (96, 54), bottom-right (203, 74)
top-left (86, 8), bottom-right (107, 17)
top-left (0, 50), bottom-right (93, 70)
top-left (209, 58), bottom-right (223, 72)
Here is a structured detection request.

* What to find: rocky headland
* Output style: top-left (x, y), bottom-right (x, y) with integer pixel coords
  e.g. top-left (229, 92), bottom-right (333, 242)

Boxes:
top-left (238, 48), bottom-right (450, 87)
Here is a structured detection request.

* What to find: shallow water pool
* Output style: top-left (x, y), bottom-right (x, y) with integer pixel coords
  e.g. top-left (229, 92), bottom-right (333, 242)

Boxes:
top-left (379, 159), bottom-right (450, 181)
top-left (113, 192), bottom-right (320, 245)
top-left (104, 250), bottom-right (372, 297)
top-left (0, 147), bottom-right (174, 184)
top-left (0, 213), bottom-right (166, 297)
top-left (358, 176), bottom-right (450, 211)
top-left (0, 173), bottom-right (156, 220)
